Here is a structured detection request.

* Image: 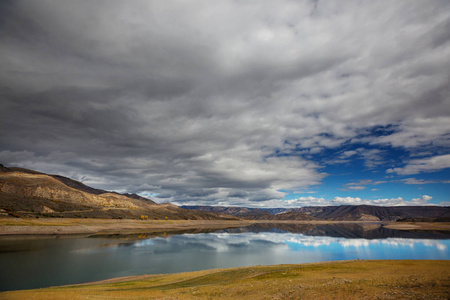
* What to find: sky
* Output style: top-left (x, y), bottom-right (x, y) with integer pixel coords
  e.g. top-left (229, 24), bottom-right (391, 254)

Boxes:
top-left (0, 0), bottom-right (449, 208)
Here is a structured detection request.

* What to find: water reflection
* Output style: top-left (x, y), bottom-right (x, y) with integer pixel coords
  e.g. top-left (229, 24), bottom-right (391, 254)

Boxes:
top-left (87, 222), bottom-right (450, 241)
top-left (221, 223), bottom-right (450, 239)
top-left (0, 223), bottom-right (449, 291)
top-left (130, 232), bottom-right (448, 256)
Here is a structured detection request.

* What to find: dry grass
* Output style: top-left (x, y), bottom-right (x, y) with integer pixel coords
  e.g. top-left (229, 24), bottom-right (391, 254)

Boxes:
top-left (0, 217), bottom-right (245, 226)
top-left (383, 222), bottom-right (450, 231)
top-left (0, 217), bottom-right (184, 226)
top-left (0, 217), bottom-right (253, 235)
top-left (2, 218), bottom-right (449, 234)
top-left (2, 260), bottom-right (449, 299)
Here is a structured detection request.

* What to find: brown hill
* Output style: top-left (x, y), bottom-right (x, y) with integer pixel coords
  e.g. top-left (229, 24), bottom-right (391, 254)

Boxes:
top-left (183, 204), bottom-right (450, 222)
top-left (182, 206), bottom-right (315, 221)
top-left (0, 164), bottom-right (236, 220)
top-left (266, 211), bottom-right (316, 221)
top-left (292, 205), bottom-right (450, 221)
top-left (181, 206), bottom-right (271, 219)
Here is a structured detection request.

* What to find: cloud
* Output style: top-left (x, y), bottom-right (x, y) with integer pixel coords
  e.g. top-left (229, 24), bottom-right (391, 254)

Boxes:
top-left (140, 232), bottom-right (447, 254)
top-left (1, 1), bottom-right (449, 206)
top-left (328, 148), bottom-right (387, 169)
top-left (341, 179), bottom-right (387, 191)
top-left (347, 180), bottom-right (374, 186)
top-left (346, 186), bottom-right (366, 191)
top-left (387, 154), bottom-right (450, 175)
top-left (400, 178), bottom-right (450, 185)
top-left (244, 195), bottom-right (436, 208)
top-left (410, 195), bottom-right (433, 205)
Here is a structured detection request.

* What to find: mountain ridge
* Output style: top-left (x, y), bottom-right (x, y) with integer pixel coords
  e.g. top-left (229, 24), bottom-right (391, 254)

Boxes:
top-left (182, 204), bottom-right (450, 222)
top-left (1, 163), bottom-right (449, 222)
top-left (0, 164), bottom-right (236, 220)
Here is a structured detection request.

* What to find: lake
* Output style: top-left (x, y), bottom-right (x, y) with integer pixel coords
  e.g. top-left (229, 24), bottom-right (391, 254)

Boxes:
top-left (1, 223), bottom-right (449, 291)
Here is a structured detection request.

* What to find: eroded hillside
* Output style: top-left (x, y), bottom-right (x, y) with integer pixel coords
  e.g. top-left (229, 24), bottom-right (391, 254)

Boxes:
top-left (0, 164), bottom-right (236, 220)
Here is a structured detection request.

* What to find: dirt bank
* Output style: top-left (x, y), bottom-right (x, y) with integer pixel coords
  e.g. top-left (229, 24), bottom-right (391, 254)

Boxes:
top-left (0, 217), bottom-right (252, 235)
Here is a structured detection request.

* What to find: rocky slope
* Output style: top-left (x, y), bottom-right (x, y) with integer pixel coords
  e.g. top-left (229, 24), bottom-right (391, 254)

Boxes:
top-left (0, 164), bottom-right (236, 220)
top-left (291, 205), bottom-right (450, 221)
top-left (182, 205), bottom-right (315, 220)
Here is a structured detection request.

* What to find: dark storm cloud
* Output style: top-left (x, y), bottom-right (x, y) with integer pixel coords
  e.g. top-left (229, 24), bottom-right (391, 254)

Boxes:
top-left (1, 0), bottom-right (449, 206)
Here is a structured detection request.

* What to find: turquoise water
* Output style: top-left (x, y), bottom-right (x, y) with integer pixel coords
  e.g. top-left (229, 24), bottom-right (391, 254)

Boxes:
top-left (0, 224), bottom-right (448, 291)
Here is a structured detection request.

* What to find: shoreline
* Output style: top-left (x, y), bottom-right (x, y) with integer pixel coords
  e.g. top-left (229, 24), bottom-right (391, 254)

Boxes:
top-left (0, 218), bottom-right (253, 236)
top-left (0, 217), bottom-right (449, 235)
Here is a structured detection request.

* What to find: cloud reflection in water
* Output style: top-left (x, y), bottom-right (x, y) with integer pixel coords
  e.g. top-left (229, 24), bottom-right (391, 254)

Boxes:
top-left (132, 232), bottom-right (448, 262)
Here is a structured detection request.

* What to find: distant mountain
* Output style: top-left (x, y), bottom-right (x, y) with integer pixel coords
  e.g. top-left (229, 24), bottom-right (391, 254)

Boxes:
top-left (181, 206), bottom-right (272, 219)
top-left (262, 211), bottom-right (317, 221)
top-left (182, 206), bottom-right (315, 221)
top-left (0, 164), bottom-right (237, 220)
top-left (2, 163), bottom-right (448, 222)
top-left (291, 205), bottom-right (450, 221)
top-left (182, 204), bottom-right (450, 222)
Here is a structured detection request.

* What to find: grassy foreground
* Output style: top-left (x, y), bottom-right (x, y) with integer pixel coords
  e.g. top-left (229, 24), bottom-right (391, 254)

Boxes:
top-left (2, 260), bottom-right (449, 300)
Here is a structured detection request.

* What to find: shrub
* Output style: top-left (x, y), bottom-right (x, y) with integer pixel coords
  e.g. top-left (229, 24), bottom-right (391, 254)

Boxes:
top-left (8, 212), bottom-right (20, 218)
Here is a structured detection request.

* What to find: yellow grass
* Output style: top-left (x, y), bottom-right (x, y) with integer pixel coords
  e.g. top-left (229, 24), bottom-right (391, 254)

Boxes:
top-left (1, 218), bottom-right (449, 236)
top-left (0, 217), bottom-right (243, 226)
top-left (2, 260), bottom-right (449, 299)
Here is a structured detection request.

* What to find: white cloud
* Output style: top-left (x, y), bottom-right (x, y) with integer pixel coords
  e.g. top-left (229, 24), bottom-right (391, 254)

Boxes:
top-left (400, 178), bottom-right (450, 185)
top-left (347, 180), bottom-right (374, 186)
top-left (387, 154), bottom-right (450, 175)
top-left (332, 197), bottom-right (366, 205)
top-left (410, 195), bottom-right (433, 205)
top-left (341, 179), bottom-right (387, 191)
top-left (246, 195), bottom-right (436, 208)
top-left (373, 181), bottom-right (387, 185)
top-left (346, 186), bottom-right (366, 191)
top-left (328, 148), bottom-right (387, 168)
top-left (155, 232), bottom-right (447, 253)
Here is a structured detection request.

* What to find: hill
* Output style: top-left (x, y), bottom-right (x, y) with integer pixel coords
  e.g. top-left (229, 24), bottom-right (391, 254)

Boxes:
top-left (183, 204), bottom-right (450, 222)
top-left (292, 205), bottom-right (450, 221)
top-left (181, 205), bottom-right (316, 221)
top-left (0, 164), bottom-right (236, 220)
